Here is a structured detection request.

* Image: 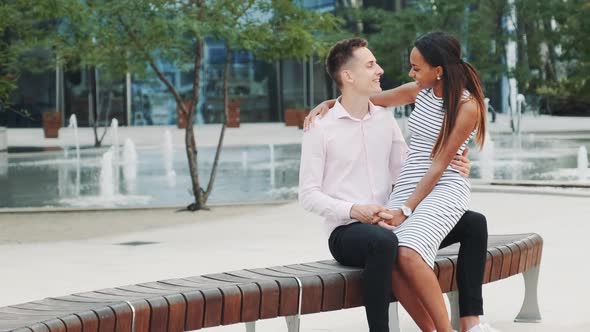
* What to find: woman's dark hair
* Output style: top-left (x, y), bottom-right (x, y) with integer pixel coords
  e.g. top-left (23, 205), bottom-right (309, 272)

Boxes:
top-left (414, 31), bottom-right (486, 158)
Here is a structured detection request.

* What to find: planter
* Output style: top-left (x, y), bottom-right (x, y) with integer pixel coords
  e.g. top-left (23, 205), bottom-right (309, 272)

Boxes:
top-left (226, 99), bottom-right (240, 128)
top-left (285, 108), bottom-right (306, 126)
top-left (42, 111), bottom-right (62, 138)
top-left (297, 110), bottom-right (310, 129)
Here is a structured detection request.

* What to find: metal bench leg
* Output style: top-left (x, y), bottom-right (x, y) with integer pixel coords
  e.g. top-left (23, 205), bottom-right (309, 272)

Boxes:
top-left (388, 302), bottom-right (401, 332)
top-left (447, 291), bottom-right (460, 331)
top-left (245, 321), bottom-right (256, 332)
top-left (285, 315), bottom-right (300, 332)
top-left (515, 266), bottom-right (542, 323)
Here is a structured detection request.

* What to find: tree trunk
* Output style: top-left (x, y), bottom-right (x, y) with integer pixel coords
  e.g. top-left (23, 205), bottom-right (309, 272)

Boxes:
top-left (542, 18), bottom-right (557, 82)
top-left (184, 39), bottom-right (205, 210)
top-left (89, 66), bottom-right (101, 147)
top-left (204, 46), bottom-right (231, 202)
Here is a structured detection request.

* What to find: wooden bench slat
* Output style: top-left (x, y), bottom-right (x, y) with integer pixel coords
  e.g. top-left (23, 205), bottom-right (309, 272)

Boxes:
top-left (525, 238), bottom-right (535, 271)
top-left (27, 323), bottom-right (49, 332)
top-left (92, 307), bottom-right (115, 332)
top-left (209, 273), bottom-right (280, 320)
top-left (39, 319), bottom-right (65, 332)
top-left (74, 311), bottom-right (99, 332)
top-left (515, 240), bottom-right (528, 273)
top-left (217, 285), bottom-right (242, 325)
top-left (31, 299), bottom-right (101, 311)
top-left (497, 246), bottom-right (513, 279)
top-left (482, 252), bottom-right (492, 284)
top-left (163, 294), bottom-right (187, 332)
top-left (535, 237), bottom-right (544, 266)
top-left (108, 302), bottom-right (132, 332)
top-left (50, 295), bottom-right (118, 304)
top-left (8, 328), bottom-right (33, 332)
top-left (145, 297), bottom-right (169, 332)
top-left (283, 264), bottom-right (346, 312)
top-left (435, 259), bottom-right (454, 293)
top-left (200, 274), bottom-right (261, 322)
top-left (200, 289), bottom-right (223, 328)
top-left (235, 283), bottom-right (262, 322)
top-left (506, 243), bottom-right (521, 276)
top-left (257, 267), bottom-right (323, 315)
top-left (126, 300), bottom-right (150, 332)
top-left (56, 315), bottom-right (82, 332)
top-left (180, 291), bottom-right (204, 331)
top-left (228, 270), bottom-right (298, 316)
top-left (489, 248), bottom-right (503, 282)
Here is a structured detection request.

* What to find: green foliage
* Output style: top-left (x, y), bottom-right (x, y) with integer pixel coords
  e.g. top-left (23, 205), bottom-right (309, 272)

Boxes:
top-left (0, 0), bottom-right (59, 113)
top-left (352, 0), bottom-right (589, 113)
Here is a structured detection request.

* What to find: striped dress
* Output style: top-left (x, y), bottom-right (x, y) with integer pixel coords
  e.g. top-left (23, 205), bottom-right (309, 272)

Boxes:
top-left (387, 88), bottom-right (475, 268)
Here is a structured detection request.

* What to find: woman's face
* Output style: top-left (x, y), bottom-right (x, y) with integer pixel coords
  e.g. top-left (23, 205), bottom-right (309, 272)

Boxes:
top-left (408, 47), bottom-right (440, 89)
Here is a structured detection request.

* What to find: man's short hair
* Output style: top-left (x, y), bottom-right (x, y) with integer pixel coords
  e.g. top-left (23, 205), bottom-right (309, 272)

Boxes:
top-left (325, 38), bottom-right (368, 88)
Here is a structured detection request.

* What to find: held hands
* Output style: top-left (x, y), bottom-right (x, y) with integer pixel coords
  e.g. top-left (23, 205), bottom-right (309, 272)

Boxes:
top-left (376, 209), bottom-right (406, 230)
top-left (450, 147), bottom-right (471, 177)
top-left (350, 205), bottom-right (406, 230)
top-left (350, 204), bottom-right (390, 224)
top-left (303, 101), bottom-right (331, 131)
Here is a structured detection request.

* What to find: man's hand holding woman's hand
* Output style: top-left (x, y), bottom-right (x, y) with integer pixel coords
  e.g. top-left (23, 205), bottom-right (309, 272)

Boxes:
top-left (376, 209), bottom-right (406, 230)
top-left (350, 204), bottom-right (406, 230)
top-left (350, 204), bottom-right (389, 224)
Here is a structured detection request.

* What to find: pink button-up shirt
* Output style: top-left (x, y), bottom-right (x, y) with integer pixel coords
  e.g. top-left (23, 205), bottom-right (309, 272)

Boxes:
top-left (298, 99), bottom-right (408, 235)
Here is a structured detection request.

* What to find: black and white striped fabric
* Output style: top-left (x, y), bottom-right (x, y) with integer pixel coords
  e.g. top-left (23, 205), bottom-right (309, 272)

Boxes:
top-left (387, 88), bottom-right (476, 268)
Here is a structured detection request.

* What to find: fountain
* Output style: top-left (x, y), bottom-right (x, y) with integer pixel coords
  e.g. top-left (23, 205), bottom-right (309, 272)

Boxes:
top-left (269, 144), bottom-right (275, 189)
top-left (578, 146), bottom-right (588, 181)
top-left (68, 114), bottom-right (81, 195)
top-left (99, 148), bottom-right (115, 198)
top-left (123, 138), bottom-right (138, 189)
top-left (163, 130), bottom-right (176, 187)
top-left (111, 118), bottom-right (120, 191)
top-left (479, 132), bottom-right (495, 181)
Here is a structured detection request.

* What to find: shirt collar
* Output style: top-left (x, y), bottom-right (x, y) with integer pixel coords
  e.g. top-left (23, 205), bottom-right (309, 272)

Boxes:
top-left (332, 97), bottom-right (380, 121)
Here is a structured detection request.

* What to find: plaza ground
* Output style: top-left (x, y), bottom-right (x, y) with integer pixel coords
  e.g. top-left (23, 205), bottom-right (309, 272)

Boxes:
top-left (2, 113), bottom-right (589, 330)
top-left (1, 191), bottom-right (588, 331)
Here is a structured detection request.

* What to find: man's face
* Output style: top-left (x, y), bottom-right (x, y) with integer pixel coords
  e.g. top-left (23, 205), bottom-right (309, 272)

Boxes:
top-left (341, 47), bottom-right (384, 95)
top-left (408, 47), bottom-right (439, 88)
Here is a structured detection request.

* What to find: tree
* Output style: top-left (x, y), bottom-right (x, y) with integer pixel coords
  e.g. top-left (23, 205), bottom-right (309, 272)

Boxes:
top-left (0, 0), bottom-right (57, 118)
top-left (201, 1), bottom-right (341, 203)
top-left (56, 0), bottom-right (340, 210)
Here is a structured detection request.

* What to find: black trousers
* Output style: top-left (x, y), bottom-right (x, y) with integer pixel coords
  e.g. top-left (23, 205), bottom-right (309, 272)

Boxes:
top-left (329, 222), bottom-right (399, 332)
top-left (439, 210), bottom-right (487, 317)
top-left (328, 210), bottom-right (487, 332)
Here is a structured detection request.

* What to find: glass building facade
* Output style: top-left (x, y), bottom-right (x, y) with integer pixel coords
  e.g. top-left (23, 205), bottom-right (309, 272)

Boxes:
top-left (6, 0), bottom-right (340, 128)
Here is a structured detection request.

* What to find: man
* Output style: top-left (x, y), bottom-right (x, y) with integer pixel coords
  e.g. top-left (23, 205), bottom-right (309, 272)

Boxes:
top-left (299, 38), bottom-right (489, 332)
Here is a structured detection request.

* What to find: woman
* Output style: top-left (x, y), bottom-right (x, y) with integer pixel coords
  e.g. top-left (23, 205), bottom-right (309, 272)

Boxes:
top-left (306, 31), bottom-right (487, 332)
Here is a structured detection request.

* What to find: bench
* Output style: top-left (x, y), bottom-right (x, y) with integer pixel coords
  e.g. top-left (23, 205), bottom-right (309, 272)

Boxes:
top-left (0, 233), bottom-right (542, 332)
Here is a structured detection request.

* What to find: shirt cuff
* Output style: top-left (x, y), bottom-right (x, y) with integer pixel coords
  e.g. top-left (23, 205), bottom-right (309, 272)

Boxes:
top-left (337, 201), bottom-right (355, 221)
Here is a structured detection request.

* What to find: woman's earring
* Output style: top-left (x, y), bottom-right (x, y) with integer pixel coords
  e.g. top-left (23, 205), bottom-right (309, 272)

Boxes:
top-left (436, 75), bottom-right (441, 81)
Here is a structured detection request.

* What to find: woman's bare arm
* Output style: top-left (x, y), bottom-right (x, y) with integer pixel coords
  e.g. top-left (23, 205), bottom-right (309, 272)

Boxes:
top-left (304, 82), bottom-right (422, 130)
top-left (369, 82), bottom-right (421, 108)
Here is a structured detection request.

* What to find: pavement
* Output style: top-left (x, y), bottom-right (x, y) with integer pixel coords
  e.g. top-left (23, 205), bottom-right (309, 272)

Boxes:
top-left (1, 192), bottom-right (588, 331)
top-left (1, 113), bottom-right (589, 330)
